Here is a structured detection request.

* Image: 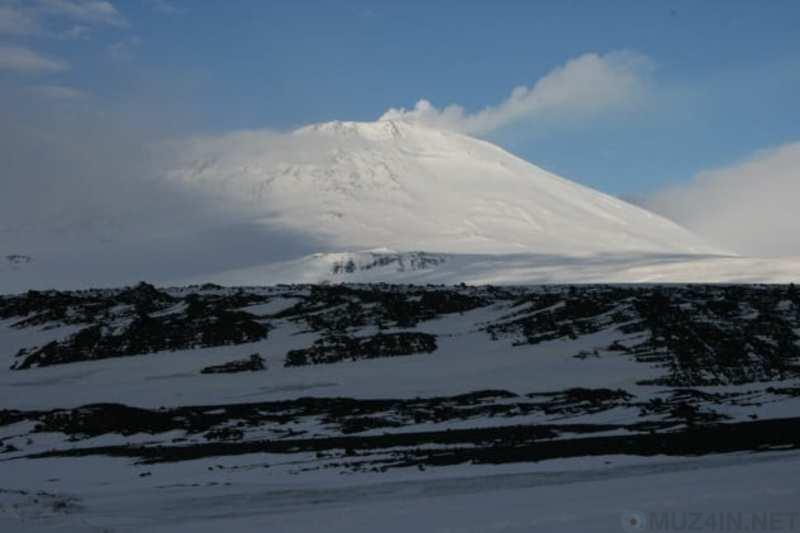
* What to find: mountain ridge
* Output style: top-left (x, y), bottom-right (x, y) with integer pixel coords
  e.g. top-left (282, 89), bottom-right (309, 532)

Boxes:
top-left (170, 119), bottom-right (722, 256)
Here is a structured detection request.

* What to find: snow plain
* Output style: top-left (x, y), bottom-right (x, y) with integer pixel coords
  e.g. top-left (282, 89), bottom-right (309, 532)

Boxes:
top-left (2, 284), bottom-right (800, 532)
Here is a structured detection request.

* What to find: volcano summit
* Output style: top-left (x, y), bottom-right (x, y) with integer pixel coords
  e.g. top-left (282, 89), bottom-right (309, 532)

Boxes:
top-left (171, 120), bottom-right (719, 257)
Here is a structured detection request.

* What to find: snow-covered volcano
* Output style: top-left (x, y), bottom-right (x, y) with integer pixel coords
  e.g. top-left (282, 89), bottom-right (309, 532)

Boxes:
top-left (169, 120), bottom-right (719, 256)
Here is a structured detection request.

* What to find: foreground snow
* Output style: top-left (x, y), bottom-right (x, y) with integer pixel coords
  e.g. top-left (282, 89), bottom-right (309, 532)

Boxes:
top-left (2, 283), bottom-right (800, 532)
top-left (2, 452), bottom-right (799, 532)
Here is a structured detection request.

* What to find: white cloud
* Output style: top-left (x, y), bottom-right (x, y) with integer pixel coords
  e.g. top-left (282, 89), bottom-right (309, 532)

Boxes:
top-left (0, 0), bottom-right (124, 38)
top-left (0, 84), bottom-right (320, 288)
top-left (0, 5), bottom-right (41, 35)
top-left (380, 51), bottom-right (652, 135)
top-left (646, 141), bottom-right (800, 257)
top-left (149, 0), bottom-right (183, 15)
top-left (30, 84), bottom-right (87, 99)
top-left (107, 35), bottom-right (140, 60)
top-left (36, 0), bottom-right (126, 27)
top-left (60, 24), bottom-right (90, 39)
top-left (0, 45), bottom-right (67, 73)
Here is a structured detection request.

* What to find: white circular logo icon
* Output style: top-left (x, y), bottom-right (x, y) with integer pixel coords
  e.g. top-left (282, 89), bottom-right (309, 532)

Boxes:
top-left (621, 510), bottom-right (646, 532)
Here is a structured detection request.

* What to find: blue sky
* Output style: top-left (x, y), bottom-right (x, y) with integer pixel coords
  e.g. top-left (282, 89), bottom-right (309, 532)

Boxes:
top-left (2, 0), bottom-right (800, 197)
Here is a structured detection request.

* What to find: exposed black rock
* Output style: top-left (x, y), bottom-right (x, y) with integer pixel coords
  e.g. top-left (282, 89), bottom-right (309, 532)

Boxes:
top-left (285, 332), bottom-right (437, 366)
top-left (4, 283), bottom-right (800, 386)
top-left (201, 354), bottom-right (266, 374)
top-left (18, 416), bottom-right (800, 468)
top-left (486, 285), bottom-right (800, 386)
top-left (5, 254), bottom-right (32, 265)
top-left (0, 386), bottom-right (762, 447)
top-left (273, 285), bottom-right (486, 331)
top-left (11, 300), bottom-right (268, 369)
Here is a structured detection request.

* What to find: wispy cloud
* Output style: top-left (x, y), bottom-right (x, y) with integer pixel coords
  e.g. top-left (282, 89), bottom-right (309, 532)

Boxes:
top-left (0, 81), bottom-right (319, 288)
top-left (646, 141), bottom-right (800, 256)
top-left (107, 35), bottom-right (140, 60)
top-left (30, 84), bottom-right (87, 99)
top-left (0, 0), bottom-right (126, 39)
top-left (149, 0), bottom-right (184, 15)
top-left (60, 24), bottom-right (90, 39)
top-left (0, 5), bottom-right (41, 35)
top-left (36, 0), bottom-right (126, 28)
top-left (0, 45), bottom-right (67, 73)
top-left (380, 51), bottom-right (652, 135)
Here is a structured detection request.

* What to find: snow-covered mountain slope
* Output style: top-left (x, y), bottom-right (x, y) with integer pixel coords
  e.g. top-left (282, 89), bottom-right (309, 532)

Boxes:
top-left (176, 249), bottom-right (800, 286)
top-left (169, 120), bottom-right (720, 256)
top-left (7, 120), bottom-right (799, 294)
